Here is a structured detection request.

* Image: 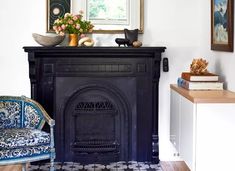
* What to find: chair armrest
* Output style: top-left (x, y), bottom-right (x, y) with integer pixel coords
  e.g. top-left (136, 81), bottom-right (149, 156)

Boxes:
top-left (37, 104), bottom-right (55, 127)
top-left (42, 112), bottom-right (55, 127)
top-left (32, 100), bottom-right (55, 126)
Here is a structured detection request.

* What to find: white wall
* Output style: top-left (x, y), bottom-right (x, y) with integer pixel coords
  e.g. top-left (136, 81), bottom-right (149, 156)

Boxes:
top-left (143, 0), bottom-right (201, 160)
top-left (0, 0), bottom-right (46, 96)
top-left (0, 0), bottom-right (234, 161)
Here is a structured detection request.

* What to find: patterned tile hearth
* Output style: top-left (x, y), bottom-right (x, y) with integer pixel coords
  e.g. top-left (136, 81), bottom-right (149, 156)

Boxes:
top-left (28, 161), bottom-right (162, 171)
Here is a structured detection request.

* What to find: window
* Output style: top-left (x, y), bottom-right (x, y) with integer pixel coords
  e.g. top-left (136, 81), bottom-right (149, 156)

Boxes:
top-left (87, 0), bottom-right (130, 25)
top-left (74, 0), bottom-right (143, 33)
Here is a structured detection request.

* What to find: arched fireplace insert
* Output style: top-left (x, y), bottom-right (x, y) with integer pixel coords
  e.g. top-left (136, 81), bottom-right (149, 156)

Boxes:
top-left (60, 81), bottom-right (133, 163)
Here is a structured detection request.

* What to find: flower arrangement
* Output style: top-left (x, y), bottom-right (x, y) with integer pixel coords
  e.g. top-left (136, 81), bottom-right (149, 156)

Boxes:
top-left (53, 11), bottom-right (94, 36)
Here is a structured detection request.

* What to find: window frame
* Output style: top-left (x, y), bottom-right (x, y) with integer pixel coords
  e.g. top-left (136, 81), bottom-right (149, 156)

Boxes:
top-left (87, 0), bottom-right (130, 26)
top-left (75, 0), bottom-right (144, 33)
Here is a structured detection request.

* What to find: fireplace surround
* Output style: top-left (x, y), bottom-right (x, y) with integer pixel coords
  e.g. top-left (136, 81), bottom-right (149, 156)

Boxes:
top-left (24, 46), bottom-right (166, 164)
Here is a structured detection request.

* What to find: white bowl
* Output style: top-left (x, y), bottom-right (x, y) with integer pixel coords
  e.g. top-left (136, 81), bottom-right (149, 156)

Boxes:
top-left (32, 33), bottom-right (65, 47)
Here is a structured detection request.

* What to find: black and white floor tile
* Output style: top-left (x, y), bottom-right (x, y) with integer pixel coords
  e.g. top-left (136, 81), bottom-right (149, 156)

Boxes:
top-left (28, 161), bottom-right (162, 171)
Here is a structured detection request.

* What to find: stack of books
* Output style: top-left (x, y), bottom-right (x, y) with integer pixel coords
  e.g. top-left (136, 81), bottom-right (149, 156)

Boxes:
top-left (177, 72), bottom-right (223, 90)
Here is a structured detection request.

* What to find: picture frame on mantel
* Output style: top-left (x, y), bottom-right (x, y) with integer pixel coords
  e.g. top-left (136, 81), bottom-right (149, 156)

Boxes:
top-left (211, 0), bottom-right (234, 52)
top-left (46, 0), bottom-right (71, 32)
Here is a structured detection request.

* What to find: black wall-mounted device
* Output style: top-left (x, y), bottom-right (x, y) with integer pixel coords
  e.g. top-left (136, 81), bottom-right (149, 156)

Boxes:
top-left (163, 57), bottom-right (169, 72)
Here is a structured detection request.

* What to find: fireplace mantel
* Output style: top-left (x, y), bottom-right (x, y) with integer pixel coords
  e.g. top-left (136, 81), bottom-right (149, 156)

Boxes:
top-left (23, 46), bottom-right (165, 54)
top-left (24, 46), bottom-right (166, 164)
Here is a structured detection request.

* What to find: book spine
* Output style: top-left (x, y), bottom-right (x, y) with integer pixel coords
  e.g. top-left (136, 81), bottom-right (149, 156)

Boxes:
top-left (181, 73), bottom-right (190, 81)
top-left (177, 78), bottom-right (223, 90)
top-left (177, 77), bottom-right (189, 89)
top-left (181, 72), bottom-right (219, 82)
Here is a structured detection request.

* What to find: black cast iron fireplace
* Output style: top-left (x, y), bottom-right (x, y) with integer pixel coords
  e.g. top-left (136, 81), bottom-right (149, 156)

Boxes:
top-left (23, 46), bottom-right (166, 164)
top-left (58, 78), bottom-right (134, 163)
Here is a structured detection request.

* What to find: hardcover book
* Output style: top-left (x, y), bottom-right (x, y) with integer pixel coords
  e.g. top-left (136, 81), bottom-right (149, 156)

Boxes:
top-left (177, 77), bottom-right (223, 90)
top-left (181, 72), bottom-right (219, 82)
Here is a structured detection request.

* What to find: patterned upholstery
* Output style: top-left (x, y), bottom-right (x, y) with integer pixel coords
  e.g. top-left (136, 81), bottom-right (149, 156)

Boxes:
top-left (0, 145), bottom-right (51, 160)
top-left (0, 100), bottom-right (46, 129)
top-left (0, 128), bottom-right (50, 149)
top-left (0, 96), bottom-right (55, 171)
top-left (24, 102), bottom-right (45, 129)
top-left (0, 101), bottom-right (21, 129)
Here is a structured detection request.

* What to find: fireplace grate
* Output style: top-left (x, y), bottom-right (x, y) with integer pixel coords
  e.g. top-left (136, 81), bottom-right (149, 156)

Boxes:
top-left (75, 101), bottom-right (115, 112)
top-left (72, 140), bottom-right (119, 153)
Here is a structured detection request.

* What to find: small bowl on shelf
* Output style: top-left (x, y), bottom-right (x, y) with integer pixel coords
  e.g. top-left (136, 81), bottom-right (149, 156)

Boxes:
top-left (32, 33), bottom-right (65, 47)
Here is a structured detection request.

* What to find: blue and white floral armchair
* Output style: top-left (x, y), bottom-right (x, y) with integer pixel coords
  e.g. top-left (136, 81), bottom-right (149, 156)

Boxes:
top-left (0, 96), bottom-right (55, 171)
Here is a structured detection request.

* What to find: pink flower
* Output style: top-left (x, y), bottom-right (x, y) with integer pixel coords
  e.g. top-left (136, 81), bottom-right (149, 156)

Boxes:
top-left (68, 20), bottom-right (73, 24)
top-left (76, 24), bottom-right (80, 30)
top-left (73, 16), bottom-right (78, 21)
top-left (80, 34), bottom-right (86, 38)
top-left (61, 24), bottom-right (66, 30)
top-left (79, 10), bottom-right (84, 14)
top-left (75, 15), bottom-right (81, 19)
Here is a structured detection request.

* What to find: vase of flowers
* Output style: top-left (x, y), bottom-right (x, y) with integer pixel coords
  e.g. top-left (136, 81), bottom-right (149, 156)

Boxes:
top-left (53, 11), bottom-right (94, 46)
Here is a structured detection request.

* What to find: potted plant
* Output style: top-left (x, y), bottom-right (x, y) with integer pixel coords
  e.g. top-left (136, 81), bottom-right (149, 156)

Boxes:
top-left (53, 11), bottom-right (94, 46)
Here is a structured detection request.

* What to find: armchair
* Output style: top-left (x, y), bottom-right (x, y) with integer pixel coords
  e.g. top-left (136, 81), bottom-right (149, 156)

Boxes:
top-left (0, 96), bottom-right (55, 171)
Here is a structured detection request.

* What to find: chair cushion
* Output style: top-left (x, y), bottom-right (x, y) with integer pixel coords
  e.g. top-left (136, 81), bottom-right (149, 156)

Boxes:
top-left (0, 128), bottom-right (50, 149)
top-left (0, 144), bottom-right (51, 160)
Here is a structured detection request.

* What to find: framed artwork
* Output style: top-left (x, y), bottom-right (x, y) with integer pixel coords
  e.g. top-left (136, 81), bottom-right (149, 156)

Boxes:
top-left (47, 0), bottom-right (71, 32)
top-left (77, 0), bottom-right (144, 33)
top-left (211, 0), bottom-right (234, 52)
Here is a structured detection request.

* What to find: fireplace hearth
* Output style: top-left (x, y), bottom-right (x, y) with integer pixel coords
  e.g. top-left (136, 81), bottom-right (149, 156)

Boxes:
top-left (24, 46), bottom-right (166, 164)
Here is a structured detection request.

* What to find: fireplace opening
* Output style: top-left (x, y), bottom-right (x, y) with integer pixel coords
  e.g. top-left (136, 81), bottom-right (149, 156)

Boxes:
top-left (56, 78), bottom-right (137, 164)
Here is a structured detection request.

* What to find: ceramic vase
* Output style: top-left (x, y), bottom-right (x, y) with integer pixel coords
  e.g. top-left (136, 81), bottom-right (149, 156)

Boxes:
top-left (69, 34), bottom-right (78, 46)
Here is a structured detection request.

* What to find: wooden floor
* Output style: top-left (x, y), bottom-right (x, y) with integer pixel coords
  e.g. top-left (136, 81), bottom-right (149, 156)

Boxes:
top-left (161, 161), bottom-right (190, 171)
top-left (0, 162), bottom-right (190, 171)
top-left (0, 164), bottom-right (22, 171)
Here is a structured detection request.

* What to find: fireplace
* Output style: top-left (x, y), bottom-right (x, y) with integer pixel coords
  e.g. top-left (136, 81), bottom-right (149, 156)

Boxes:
top-left (24, 46), bottom-right (166, 164)
top-left (56, 78), bottom-right (135, 163)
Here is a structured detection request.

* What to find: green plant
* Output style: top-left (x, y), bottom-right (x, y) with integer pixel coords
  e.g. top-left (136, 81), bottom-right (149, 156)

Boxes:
top-left (53, 11), bottom-right (94, 35)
